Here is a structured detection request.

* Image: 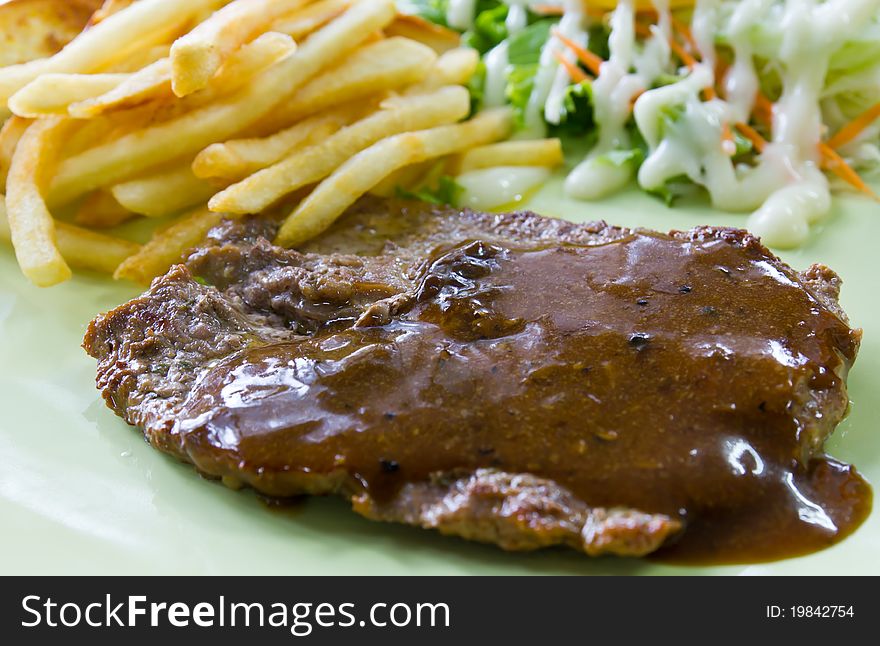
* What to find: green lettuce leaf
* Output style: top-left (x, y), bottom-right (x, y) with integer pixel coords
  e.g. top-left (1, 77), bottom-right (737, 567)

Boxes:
top-left (396, 176), bottom-right (463, 206)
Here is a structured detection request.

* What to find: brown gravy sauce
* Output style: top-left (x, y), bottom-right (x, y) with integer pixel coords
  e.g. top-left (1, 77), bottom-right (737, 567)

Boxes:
top-left (178, 233), bottom-right (871, 563)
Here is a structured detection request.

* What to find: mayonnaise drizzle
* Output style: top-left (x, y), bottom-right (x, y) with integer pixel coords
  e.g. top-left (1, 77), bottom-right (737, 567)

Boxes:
top-left (449, 0), bottom-right (880, 247)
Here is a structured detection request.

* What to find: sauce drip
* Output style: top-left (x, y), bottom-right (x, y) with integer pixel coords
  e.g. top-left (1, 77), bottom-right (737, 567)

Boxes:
top-left (176, 232), bottom-right (870, 563)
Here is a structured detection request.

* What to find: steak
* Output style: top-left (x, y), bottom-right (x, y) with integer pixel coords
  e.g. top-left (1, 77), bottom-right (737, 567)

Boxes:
top-left (84, 198), bottom-right (871, 562)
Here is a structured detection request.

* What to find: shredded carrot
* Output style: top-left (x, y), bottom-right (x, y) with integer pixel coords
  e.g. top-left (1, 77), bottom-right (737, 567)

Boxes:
top-left (668, 36), bottom-right (698, 70)
top-left (552, 27), bottom-right (603, 76)
top-left (552, 49), bottom-right (590, 84)
top-left (827, 101), bottom-right (880, 150)
top-left (753, 93), bottom-right (774, 128)
top-left (670, 15), bottom-right (697, 52)
top-left (721, 122), bottom-right (736, 156)
top-left (531, 4), bottom-right (565, 16)
top-left (818, 142), bottom-right (880, 200)
top-left (735, 122), bottom-right (767, 153)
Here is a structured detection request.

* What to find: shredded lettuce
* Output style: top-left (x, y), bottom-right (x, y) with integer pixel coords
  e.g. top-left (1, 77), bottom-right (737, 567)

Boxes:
top-left (502, 20), bottom-right (555, 128)
top-left (506, 20), bottom-right (552, 65)
top-left (552, 81), bottom-right (595, 137)
top-left (505, 64), bottom-right (538, 128)
top-left (395, 0), bottom-right (450, 27)
top-left (396, 176), bottom-right (464, 206)
top-left (462, 3), bottom-right (509, 54)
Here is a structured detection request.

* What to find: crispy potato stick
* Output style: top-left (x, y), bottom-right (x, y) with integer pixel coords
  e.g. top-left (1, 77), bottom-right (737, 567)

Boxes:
top-left (114, 206), bottom-right (224, 284)
top-left (212, 85), bottom-right (471, 214)
top-left (47, 0), bottom-right (397, 207)
top-left (0, 0), bottom-right (102, 67)
top-left (9, 74), bottom-right (128, 118)
top-left (197, 32), bottom-right (296, 99)
top-left (0, 0), bottom-right (227, 105)
top-left (193, 105), bottom-right (362, 181)
top-left (112, 164), bottom-right (218, 217)
top-left (404, 47), bottom-right (480, 95)
top-left (73, 190), bottom-right (135, 228)
top-left (272, 0), bottom-right (350, 40)
top-left (1, 194), bottom-right (140, 274)
top-left (275, 109), bottom-right (512, 247)
top-left (88, 0), bottom-right (138, 27)
top-left (68, 59), bottom-right (171, 119)
top-left (67, 32), bottom-right (293, 119)
top-left (369, 160), bottom-right (437, 197)
top-left (385, 14), bottom-right (461, 54)
top-left (170, 0), bottom-right (308, 97)
top-left (0, 116), bottom-right (31, 194)
top-left (5, 117), bottom-right (72, 286)
top-left (449, 139), bottom-right (564, 174)
top-left (109, 44), bottom-right (171, 73)
top-left (256, 36), bottom-right (437, 134)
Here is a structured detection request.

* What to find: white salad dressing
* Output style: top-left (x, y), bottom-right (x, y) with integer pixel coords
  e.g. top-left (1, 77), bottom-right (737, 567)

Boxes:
top-left (566, 0), bottom-right (656, 199)
top-left (520, 0), bottom-right (586, 138)
top-left (442, 0), bottom-right (880, 248)
top-left (447, 0), bottom-right (477, 31)
top-left (456, 166), bottom-right (553, 209)
top-left (483, 41), bottom-right (511, 108)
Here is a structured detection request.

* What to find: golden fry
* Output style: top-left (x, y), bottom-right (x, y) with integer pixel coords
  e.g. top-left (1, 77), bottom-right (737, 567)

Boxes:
top-left (170, 0), bottom-right (307, 97)
top-left (0, 0), bottom-right (226, 105)
top-left (112, 163), bottom-right (218, 217)
top-left (114, 206), bottom-right (224, 284)
top-left (9, 73), bottom-right (127, 118)
top-left (1, 194), bottom-right (140, 275)
top-left (211, 85), bottom-right (471, 214)
top-left (74, 190), bottom-right (136, 228)
top-left (47, 0), bottom-right (397, 207)
top-left (404, 48), bottom-right (480, 95)
top-left (0, 116), bottom-right (31, 194)
top-left (68, 60), bottom-right (171, 119)
top-left (385, 14), bottom-right (461, 54)
top-left (257, 36), bottom-right (436, 134)
top-left (193, 101), bottom-right (367, 181)
top-left (275, 108), bottom-right (513, 247)
top-left (272, 0), bottom-right (350, 40)
top-left (4, 117), bottom-right (72, 286)
top-left (449, 139), bottom-right (564, 174)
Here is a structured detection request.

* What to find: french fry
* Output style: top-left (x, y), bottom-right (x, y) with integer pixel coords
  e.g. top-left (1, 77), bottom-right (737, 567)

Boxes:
top-left (369, 160), bottom-right (437, 197)
top-left (68, 60), bottom-right (171, 119)
top-left (170, 0), bottom-right (308, 97)
top-left (0, 0), bottom-right (102, 68)
top-left (0, 116), bottom-right (31, 194)
top-left (1, 194), bottom-right (140, 274)
top-left (88, 0), bottom-right (138, 27)
top-left (272, 0), bottom-right (350, 40)
top-left (193, 104), bottom-right (364, 181)
top-left (448, 139), bottom-right (564, 174)
top-left (5, 117), bottom-right (72, 286)
top-left (114, 206), bottom-right (225, 284)
top-left (47, 0), bottom-right (398, 207)
top-left (253, 36), bottom-right (437, 135)
top-left (194, 31), bottom-right (297, 100)
top-left (211, 85), bottom-right (471, 214)
top-left (275, 108), bottom-right (513, 247)
top-left (9, 74), bottom-right (128, 118)
top-left (112, 163), bottom-right (219, 217)
top-left (73, 190), bottom-right (136, 228)
top-left (404, 48), bottom-right (480, 95)
top-left (108, 43), bottom-right (171, 73)
top-left (0, 0), bottom-right (227, 105)
top-left (385, 13), bottom-right (462, 54)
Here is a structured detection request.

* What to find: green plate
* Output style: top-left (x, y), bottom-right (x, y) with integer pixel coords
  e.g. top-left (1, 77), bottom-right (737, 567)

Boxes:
top-left (2, 177), bottom-right (878, 575)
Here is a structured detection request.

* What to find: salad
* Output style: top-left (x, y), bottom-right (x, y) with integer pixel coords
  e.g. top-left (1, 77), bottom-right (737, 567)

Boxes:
top-left (398, 0), bottom-right (880, 247)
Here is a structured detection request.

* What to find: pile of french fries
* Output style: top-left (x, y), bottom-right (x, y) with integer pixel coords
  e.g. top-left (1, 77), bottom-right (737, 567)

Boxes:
top-left (0, 0), bottom-right (562, 288)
